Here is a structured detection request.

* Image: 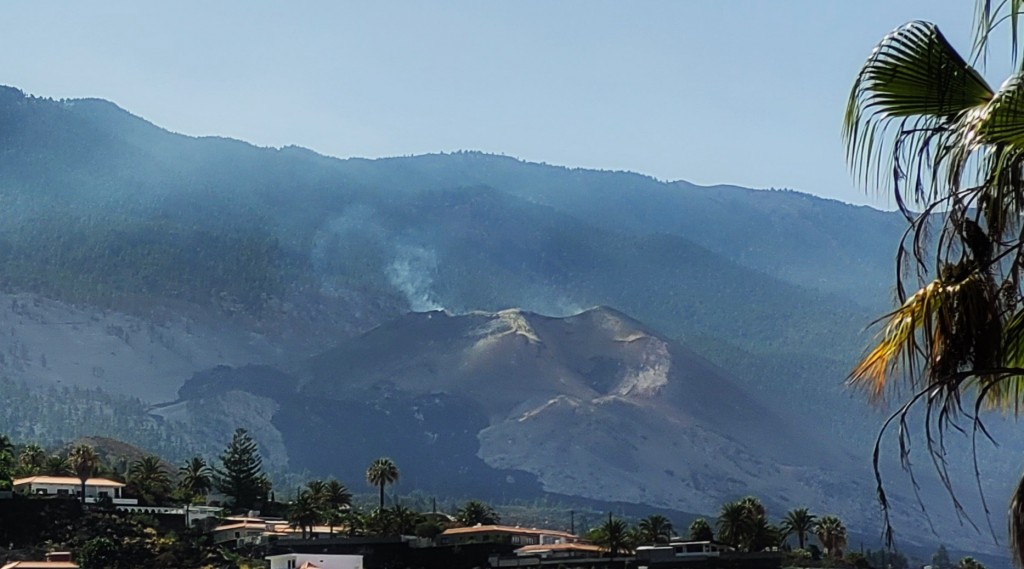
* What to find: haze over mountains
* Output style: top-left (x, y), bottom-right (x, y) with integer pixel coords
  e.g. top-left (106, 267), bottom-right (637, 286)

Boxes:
top-left (0, 85), bottom-right (1011, 553)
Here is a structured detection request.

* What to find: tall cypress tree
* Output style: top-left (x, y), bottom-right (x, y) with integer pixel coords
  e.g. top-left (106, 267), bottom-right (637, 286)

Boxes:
top-left (214, 428), bottom-right (268, 512)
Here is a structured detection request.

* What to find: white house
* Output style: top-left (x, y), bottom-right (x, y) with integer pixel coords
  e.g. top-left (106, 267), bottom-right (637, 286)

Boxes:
top-left (265, 553), bottom-right (363, 569)
top-left (11, 476), bottom-right (136, 505)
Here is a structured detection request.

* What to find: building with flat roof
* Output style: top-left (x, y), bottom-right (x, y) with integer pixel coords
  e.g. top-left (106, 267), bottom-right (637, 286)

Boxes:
top-left (265, 553), bottom-right (363, 569)
top-left (11, 476), bottom-right (136, 505)
top-left (438, 524), bottom-right (580, 547)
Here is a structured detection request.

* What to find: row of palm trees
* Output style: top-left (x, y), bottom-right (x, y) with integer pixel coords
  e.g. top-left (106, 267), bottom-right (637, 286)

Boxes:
top-left (584, 499), bottom-right (847, 559)
top-left (714, 499), bottom-right (847, 557)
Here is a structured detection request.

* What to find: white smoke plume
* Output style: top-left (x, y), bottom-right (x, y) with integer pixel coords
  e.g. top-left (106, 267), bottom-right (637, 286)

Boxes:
top-left (386, 244), bottom-right (444, 312)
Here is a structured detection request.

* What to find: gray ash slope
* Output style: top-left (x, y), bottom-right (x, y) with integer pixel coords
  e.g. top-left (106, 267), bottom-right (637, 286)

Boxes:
top-left (168, 306), bottom-right (885, 537)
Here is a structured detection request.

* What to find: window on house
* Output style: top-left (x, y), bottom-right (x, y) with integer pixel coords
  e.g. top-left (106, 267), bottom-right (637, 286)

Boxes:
top-left (56, 489), bottom-right (69, 496)
top-left (35, 489), bottom-right (47, 495)
top-left (235, 532), bottom-right (240, 538)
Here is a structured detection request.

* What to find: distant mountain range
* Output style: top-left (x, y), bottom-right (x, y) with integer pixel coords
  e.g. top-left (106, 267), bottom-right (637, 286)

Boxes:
top-left (0, 84), bottom-right (1011, 554)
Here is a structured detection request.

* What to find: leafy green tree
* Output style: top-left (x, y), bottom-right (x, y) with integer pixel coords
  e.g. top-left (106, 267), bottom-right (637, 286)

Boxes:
top-left (415, 520), bottom-right (444, 539)
top-left (366, 457), bottom-right (399, 510)
top-left (69, 444), bottom-right (99, 504)
top-left (688, 518), bottom-right (714, 541)
top-left (77, 536), bottom-right (120, 569)
top-left (455, 499), bottom-right (500, 526)
top-left (781, 507), bottom-right (816, 549)
top-left (958, 556), bottom-right (986, 569)
top-left (847, 551), bottom-right (872, 569)
top-left (177, 456), bottom-right (213, 501)
top-left (842, 1), bottom-right (1024, 559)
top-left (637, 514), bottom-right (674, 544)
top-left (0, 434), bottom-right (13, 472)
top-left (127, 455), bottom-right (171, 505)
top-left (815, 516), bottom-right (848, 560)
top-left (214, 428), bottom-right (269, 511)
top-left (0, 434), bottom-right (13, 484)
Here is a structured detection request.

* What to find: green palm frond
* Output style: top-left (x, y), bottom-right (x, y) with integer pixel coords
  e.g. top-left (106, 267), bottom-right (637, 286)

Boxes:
top-left (974, 0), bottom-right (1024, 67)
top-left (844, 21), bottom-right (993, 199)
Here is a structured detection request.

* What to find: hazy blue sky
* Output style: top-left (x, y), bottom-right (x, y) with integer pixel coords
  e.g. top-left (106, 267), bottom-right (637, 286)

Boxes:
top-left (0, 1), bottom-right (994, 207)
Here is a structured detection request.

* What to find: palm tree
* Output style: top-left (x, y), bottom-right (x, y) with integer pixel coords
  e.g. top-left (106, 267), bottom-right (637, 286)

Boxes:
top-left (305, 479), bottom-right (328, 502)
top-left (177, 456), bottom-right (213, 501)
top-left (68, 445), bottom-right (99, 504)
top-left (716, 501), bottom-right (748, 549)
top-left (781, 507), bottom-right (816, 550)
top-left (322, 479), bottom-right (352, 535)
top-left (842, 1), bottom-right (1024, 559)
top-left (637, 514), bottom-right (674, 545)
top-left (815, 516), bottom-right (848, 560)
top-left (366, 457), bottom-right (399, 510)
top-left (42, 454), bottom-right (72, 476)
top-left (593, 515), bottom-right (630, 558)
top-left (288, 491), bottom-right (321, 539)
top-left (455, 500), bottom-right (500, 526)
top-left (323, 479), bottom-right (352, 509)
top-left (127, 455), bottom-right (171, 505)
top-left (716, 497), bottom-right (773, 552)
top-left (18, 443), bottom-right (45, 475)
top-left (688, 518), bottom-right (714, 541)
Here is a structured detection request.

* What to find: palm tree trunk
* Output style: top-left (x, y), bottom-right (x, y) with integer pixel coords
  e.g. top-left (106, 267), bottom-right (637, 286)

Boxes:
top-left (798, 532), bottom-right (805, 549)
top-left (378, 483), bottom-right (384, 510)
top-left (80, 479), bottom-right (86, 504)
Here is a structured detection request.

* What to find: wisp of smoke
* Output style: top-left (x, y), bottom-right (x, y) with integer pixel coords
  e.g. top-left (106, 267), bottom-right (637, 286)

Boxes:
top-left (387, 244), bottom-right (444, 312)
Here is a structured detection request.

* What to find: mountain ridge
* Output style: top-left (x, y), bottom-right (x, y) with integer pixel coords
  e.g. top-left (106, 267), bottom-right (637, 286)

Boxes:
top-left (0, 84), bottom-right (1004, 553)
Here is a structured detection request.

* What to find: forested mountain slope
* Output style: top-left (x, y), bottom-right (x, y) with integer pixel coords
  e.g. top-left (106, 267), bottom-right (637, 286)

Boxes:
top-left (0, 84), bottom-right (1006, 552)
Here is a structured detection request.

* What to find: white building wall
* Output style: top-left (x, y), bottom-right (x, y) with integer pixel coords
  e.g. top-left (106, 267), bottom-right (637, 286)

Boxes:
top-left (266, 553), bottom-right (363, 569)
top-left (17, 481), bottom-right (136, 504)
